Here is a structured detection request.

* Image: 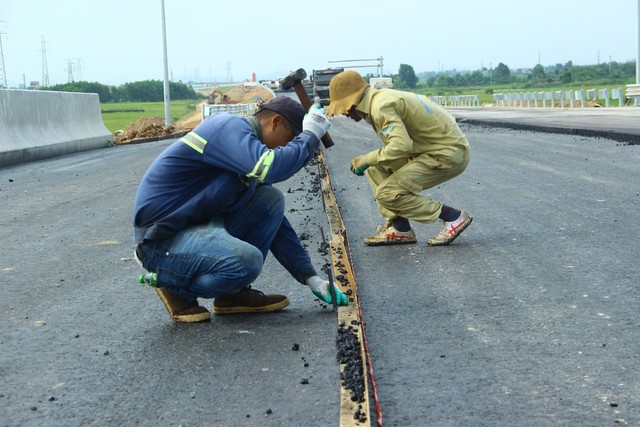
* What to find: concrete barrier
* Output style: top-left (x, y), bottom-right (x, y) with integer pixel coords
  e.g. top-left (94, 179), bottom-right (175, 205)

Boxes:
top-left (0, 89), bottom-right (113, 168)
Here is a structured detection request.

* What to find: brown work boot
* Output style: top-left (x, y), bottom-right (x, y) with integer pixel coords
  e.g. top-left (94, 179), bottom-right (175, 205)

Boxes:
top-left (155, 287), bottom-right (211, 323)
top-left (427, 211), bottom-right (473, 246)
top-left (213, 287), bottom-right (290, 314)
top-left (364, 225), bottom-right (417, 246)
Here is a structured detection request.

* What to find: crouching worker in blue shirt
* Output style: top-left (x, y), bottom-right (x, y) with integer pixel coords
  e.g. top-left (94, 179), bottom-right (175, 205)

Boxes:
top-left (132, 97), bottom-right (348, 323)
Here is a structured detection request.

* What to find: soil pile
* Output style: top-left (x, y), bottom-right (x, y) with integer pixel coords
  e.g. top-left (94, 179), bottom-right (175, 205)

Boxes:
top-left (217, 84), bottom-right (273, 104)
top-left (114, 117), bottom-right (180, 145)
top-left (114, 85), bottom-right (274, 145)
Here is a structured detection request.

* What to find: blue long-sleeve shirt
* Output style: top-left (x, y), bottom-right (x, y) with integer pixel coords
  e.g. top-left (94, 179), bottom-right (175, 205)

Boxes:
top-left (133, 113), bottom-right (320, 283)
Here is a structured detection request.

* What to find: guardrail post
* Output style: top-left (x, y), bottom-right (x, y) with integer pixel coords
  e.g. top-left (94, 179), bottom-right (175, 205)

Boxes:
top-left (612, 88), bottom-right (623, 107)
top-left (598, 88), bottom-right (610, 107)
top-left (565, 90), bottom-right (574, 108)
top-left (575, 89), bottom-right (585, 108)
top-left (545, 92), bottom-right (552, 108)
top-left (554, 91), bottom-right (563, 108)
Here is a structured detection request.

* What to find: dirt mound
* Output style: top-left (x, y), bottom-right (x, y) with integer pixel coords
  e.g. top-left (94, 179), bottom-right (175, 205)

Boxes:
top-left (220, 84), bottom-right (273, 104)
top-left (114, 85), bottom-right (275, 145)
top-left (114, 117), bottom-right (181, 145)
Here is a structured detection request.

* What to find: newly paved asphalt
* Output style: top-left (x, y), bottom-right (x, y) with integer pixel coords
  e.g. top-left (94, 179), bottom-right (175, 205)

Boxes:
top-left (1, 106), bottom-right (639, 426)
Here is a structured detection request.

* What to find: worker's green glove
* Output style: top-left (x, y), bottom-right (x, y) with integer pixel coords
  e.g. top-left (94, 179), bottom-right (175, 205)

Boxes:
top-left (350, 155), bottom-right (369, 176)
top-left (305, 275), bottom-right (349, 306)
top-left (353, 165), bottom-right (369, 176)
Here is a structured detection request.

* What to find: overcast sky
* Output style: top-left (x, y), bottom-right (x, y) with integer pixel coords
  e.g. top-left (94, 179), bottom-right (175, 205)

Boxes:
top-left (1, 0), bottom-right (638, 88)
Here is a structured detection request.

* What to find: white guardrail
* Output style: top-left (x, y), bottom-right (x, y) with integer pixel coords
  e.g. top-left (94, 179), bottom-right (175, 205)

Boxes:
top-left (491, 86), bottom-right (640, 108)
top-left (428, 85), bottom-right (640, 108)
top-left (429, 95), bottom-right (480, 107)
top-left (201, 103), bottom-right (257, 121)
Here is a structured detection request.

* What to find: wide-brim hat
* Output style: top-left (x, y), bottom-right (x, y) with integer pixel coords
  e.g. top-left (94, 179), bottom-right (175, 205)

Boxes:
top-left (326, 70), bottom-right (369, 117)
top-left (256, 96), bottom-right (304, 135)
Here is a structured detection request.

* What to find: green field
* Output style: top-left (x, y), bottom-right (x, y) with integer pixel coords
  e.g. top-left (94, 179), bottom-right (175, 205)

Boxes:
top-left (100, 100), bottom-right (200, 133)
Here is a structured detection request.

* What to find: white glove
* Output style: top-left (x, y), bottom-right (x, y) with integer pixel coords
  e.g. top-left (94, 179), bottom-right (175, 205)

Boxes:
top-left (305, 275), bottom-right (348, 306)
top-left (302, 104), bottom-right (330, 140)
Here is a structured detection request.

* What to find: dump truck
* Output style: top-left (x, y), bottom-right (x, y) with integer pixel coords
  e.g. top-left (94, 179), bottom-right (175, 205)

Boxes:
top-left (312, 67), bottom-right (344, 105)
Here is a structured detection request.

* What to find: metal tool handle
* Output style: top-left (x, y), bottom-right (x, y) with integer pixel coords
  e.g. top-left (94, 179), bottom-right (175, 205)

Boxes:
top-left (319, 226), bottom-right (338, 310)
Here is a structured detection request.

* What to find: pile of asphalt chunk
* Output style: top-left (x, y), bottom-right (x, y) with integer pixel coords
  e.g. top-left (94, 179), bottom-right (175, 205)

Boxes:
top-left (336, 321), bottom-right (365, 404)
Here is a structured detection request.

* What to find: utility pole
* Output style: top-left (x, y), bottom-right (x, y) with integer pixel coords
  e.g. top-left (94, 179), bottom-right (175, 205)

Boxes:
top-left (637, 0), bottom-right (640, 84)
top-left (226, 61), bottom-right (232, 82)
top-left (0, 21), bottom-right (7, 88)
top-left (636, 0), bottom-right (639, 105)
top-left (490, 62), bottom-right (492, 86)
top-left (161, 0), bottom-right (171, 126)
top-left (41, 36), bottom-right (49, 86)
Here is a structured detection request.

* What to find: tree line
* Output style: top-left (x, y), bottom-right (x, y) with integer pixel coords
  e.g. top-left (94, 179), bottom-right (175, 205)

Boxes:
top-left (45, 60), bottom-right (636, 101)
top-left (421, 60), bottom-right (635, 88)
top-left (365, 61), bottom-right (636, 90)
top-left (41, 80), bottom-right (200, 103)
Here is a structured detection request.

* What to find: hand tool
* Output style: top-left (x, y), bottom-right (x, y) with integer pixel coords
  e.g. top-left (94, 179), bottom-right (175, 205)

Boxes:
top-left (320, 226), bottom-right (338, 311)
top-left (280, 68), bottom-right (335, 148)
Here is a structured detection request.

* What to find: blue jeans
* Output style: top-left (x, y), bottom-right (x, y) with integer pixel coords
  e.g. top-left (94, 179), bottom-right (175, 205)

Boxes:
top-left (137, 186), bottom-right (285, 301)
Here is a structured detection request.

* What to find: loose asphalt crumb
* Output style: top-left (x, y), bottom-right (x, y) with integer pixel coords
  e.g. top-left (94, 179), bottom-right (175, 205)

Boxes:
top-left (336, 323), bottom-right (365, 404)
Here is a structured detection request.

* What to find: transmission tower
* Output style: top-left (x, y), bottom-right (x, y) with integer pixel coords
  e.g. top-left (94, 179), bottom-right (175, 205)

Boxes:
top-left (74, 57), bottom-right (83, 81)
top-left (40, 36), bottom-right (49, 86)
top-left (66, 58), bottom-right (75, 83)
top-left (226, 61), bottom-right (232, 82)
top-left (0, 21), bottom-right (7, 88)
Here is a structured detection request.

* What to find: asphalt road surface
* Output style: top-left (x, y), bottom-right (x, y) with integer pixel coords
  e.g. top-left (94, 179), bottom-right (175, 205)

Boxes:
top-left (1, 110), bottom-right (639, 426)
top-left (325, 115), bottom-right (639, 426)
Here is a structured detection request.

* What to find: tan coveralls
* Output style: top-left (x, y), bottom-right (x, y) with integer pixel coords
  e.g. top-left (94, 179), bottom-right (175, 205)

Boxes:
top-left (356, 88), bottom-right (470, 224)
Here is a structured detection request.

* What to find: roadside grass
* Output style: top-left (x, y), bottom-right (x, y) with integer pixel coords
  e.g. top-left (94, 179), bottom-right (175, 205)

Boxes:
top-left (100, 99), bottom-right (200, 133)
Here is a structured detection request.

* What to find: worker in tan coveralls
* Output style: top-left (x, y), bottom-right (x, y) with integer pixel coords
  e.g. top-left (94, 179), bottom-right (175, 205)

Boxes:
top-left (327, 70), bottom-right (472, 246)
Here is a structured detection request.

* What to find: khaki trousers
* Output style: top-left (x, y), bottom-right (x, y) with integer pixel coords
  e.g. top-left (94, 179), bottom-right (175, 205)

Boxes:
top-left (365, 146), bottom-right (470, 224)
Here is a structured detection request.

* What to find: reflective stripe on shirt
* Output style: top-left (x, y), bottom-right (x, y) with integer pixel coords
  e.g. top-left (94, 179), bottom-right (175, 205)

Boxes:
top-left (247, 150), bottom-right (275, 182)
top-left (180, 131), bottom-right (207, 154)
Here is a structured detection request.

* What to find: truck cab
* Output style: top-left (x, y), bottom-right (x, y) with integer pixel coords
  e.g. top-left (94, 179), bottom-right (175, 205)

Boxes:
top-left (312, 68), bottom-right (344, 105)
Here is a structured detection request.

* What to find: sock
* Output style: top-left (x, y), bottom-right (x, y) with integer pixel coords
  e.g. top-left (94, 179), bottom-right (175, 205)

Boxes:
top-left (439, 205), bottom-right (461, 222)
top-left (391, 217), bottom-right (411, 232)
